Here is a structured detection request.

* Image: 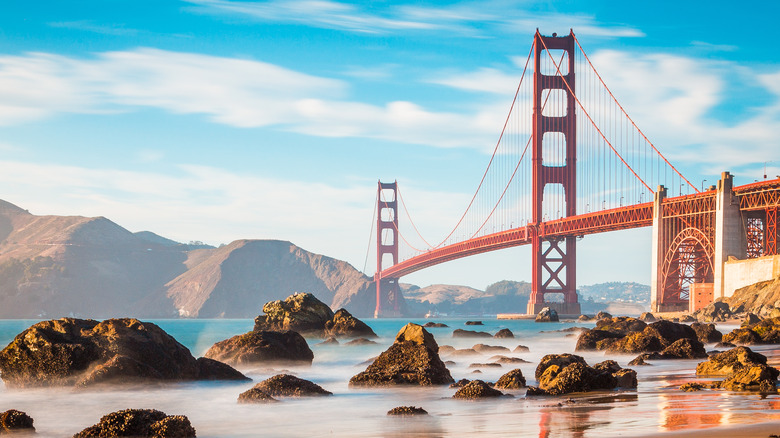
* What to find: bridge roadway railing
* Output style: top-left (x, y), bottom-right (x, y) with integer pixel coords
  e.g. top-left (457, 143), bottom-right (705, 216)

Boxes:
top-left (379, 202), bottom-right (655, 279)
top-left (735, 179), bottom-right (780, 211)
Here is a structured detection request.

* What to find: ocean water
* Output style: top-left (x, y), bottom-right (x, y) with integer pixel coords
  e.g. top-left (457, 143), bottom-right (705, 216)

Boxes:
top-left (1, 317), bottom-right (780, 437)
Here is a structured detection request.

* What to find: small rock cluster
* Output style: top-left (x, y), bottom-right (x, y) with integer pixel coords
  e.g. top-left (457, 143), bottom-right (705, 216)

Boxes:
top-left (525, 354), bottom-right (636, 396)
top-left (695, 346), bottom-right (779, 391)
top-left (238, 374), bottom-right (332, 403)
top-left (1, 410), bottom-right (35, 434)
top-left (254, 293), bottom-right (377, 338)
top-left (73, 409), bottom-right (195, 438)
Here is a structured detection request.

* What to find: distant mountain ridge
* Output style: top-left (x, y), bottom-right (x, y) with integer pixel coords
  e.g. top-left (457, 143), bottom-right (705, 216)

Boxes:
top-left (0, 200), bottom-right (379, 318)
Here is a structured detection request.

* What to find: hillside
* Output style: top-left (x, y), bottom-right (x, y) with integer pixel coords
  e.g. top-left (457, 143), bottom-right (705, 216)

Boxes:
top-left (0, 200), bottom-right (382, 318)
top-left (724, 276), bottom-right (780, 316)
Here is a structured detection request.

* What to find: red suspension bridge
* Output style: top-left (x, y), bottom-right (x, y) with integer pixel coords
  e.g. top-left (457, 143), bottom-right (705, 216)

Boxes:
top-left (368, 30), bottom-right (780, 317)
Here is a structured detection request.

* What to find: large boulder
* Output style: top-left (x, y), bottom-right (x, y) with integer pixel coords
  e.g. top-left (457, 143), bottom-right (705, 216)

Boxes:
top-left (578, 319), bottom-right (699, 356)
top-left (595, 317), bottom-right (646, 335)
top-left (494, 369), bottom-right (526, 389)
top-left (452, 329), bottom-right (492, 338)
top-left (639, 312), bottom-right (657, 322)
top-left (73, 409), bottom-right (195, 438)
top-left (535, 307), bottom-right (559, 323)
top-left (633, 338), bottom-right (707, 361)
top-left (0, 318), bottom-right (248, 388)
top-left (350, 323), bottom-right (453, 386)
top-left (690, 322), bottom-right (722, 344)
top-left (696, 301), bottom-right (731, 322)
top-left (452, 380), bottom-right (505, 399)
top-left (324, 309), bottom-right (377, 338)
top-left (574, 329), bottom-right (623, 351)
top-left (721, 365), bottom-right (779, 391)
top-left (696, 346), bottom-right (770, 376)
top-left (387, 406), bottom-right (428, 416)
top-left (241, 374), bottom-right (332, 398)
top-left (253, 293), bottom-right (374, 338)
top-left (527, 354), bottom-right (636, 396)
top-left (1, 410), bottom-right (35, 433)
top-left (723, 316), bottom-right (780, 345)
top-left (204, 330), bottom-right (313, 366)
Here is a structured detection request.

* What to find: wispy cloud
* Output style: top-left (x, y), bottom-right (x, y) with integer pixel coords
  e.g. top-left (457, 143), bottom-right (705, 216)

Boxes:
top-left (184, 0), bottom-right (644, 38)
top-left (48, 20), bottom-right (140, 36)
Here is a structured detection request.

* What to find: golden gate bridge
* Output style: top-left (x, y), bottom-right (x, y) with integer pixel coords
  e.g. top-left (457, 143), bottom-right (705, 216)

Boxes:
top-left (366, 30), bottom-right (780, 317)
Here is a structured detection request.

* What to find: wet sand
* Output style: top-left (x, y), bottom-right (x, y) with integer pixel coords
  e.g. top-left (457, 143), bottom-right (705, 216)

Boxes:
top-left (635, 421), bottom-right (780, 437)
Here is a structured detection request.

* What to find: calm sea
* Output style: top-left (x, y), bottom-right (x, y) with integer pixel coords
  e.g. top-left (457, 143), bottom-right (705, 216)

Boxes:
top-left (1, 317), bottom-right (779, 437)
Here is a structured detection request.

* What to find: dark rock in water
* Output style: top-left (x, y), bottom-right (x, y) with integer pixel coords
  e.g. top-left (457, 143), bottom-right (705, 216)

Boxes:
top-left (490, 355), bottom-right (530, 364)
top-left (465, 321), bottom-right (483, 326)
top-left (204, 330), bottom-right (313, 366)
top-left (577, 315), bottom-right (592, 322)
top-left (723, 328), bottom-right (761, 345)
top-left (448, 348), bottom-right (481, 357)
top-left (344, 338), bottom-right (378, 346)
top-left (1, 409), bottom-right (35, 433)
top-left (387, 406), bottom-right (428, 416)
top-left (248, 374), bottom-right (332, 397)
top-left (721, 365), bottom-right (779, 391)
top-left (680, 382), bottom-right (706, 392)
top-left (450, 378), bottom-right (471, 388)
top-left (317, 337), bottom-right (339, 346)
top-left (72, 409), bottom-right (195, 438)
top-left (0, 318), bottom-right (248, 388)
top-left (639, 312), bottom-right (656, 322)
top-left (438, 345), bottom-right (456, 354)
top-left (679, 315), bottom-right (696, 323)
top-left (493, 328), bottom-right (514, 339)
top-left (596, 311), bottom-right (612, 320)
top-left (691, 322), bottom-right (723, 344)
top-left (635, 338), bottom-right (707, 360)
top-left (574, 329), bottom-right (623, 351)
top-left (472, 344), bottom-right (510, 354)
top-left (742, 313), bottom-right (762, 327)
top-left (324, 309), bottom-right (378, 338)
top-left (593, 360), bottom-right (621, 374)
top-left (468, 363), bottom-right (502, 368)
top-left (452, 329), bottom-right (492, 338)
top-left (724, 316), bottom-right (780, 345)
top-left (195, 357), bottom-right (250, 381)
top-left (535, 307), bottom-right (559, 323)
top-left (452, 380), bottom-right (505, 399)
top-left (253, 293), bottom-right (375, 338)
top-left (350, 323), bottom-right (453, 386)
top-left (513, 345), bottom-right (530, 353)
top-left (714, 341), bottom-right (736, 349)
top-left (596, 317), bottom-right (646, 335)
top-left (494, 369), bottom-right (526, 389)
top-left (423, 322), bottom-right (448, 328)
top-left (628, 356), bottom-right (650, 366)
top-left (528, 353), bottom-right (635, 395)
top-left (237, 388), bottom-right (279, 404)
top-left (696, 346), bottom-right (770, 376)
top-left (470, 370), bottom-right (482, 374)
top-left (581, 319), bottom-right (700, 356)
top-left (444, 360), bottom-right (456, 366)
top-left (696, 301), bottom-right (731, 322)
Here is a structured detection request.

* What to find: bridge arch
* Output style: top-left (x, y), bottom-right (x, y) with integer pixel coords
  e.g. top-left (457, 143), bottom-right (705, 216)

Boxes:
top-left (660, 227), bottom-right (715, 310)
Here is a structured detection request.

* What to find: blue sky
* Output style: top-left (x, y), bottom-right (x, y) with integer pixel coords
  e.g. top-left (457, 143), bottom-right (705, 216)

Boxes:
top-left (1, 0), bottom-right (779, 290)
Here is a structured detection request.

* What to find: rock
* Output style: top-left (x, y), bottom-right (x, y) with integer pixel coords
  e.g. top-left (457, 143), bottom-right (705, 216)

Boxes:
top-left (237, 388), bottom-right (278, 404)
top-left (513, 345), bottom-right (530, 353)
top-left (680, 382), bottom-right (706, 391)
top-left (248, 374), bottom-right (332, 397)
top-left (721, 365), bottom-right (778, 391)
top-left (490, 355), bottom-right (530, 364)
top-left (423, 322), bottom-right (448, 328)
top-left (344, 338), bottom-right (378, 346)
top-left (470, 370), bottom-right (482, 374)
top-left (596, 311), bottom-right (612, 320)
top-left (723, 328), bottom-right (762, 345)
top-left (448, 348), bottom-right (481, 357)
top-left (0, 318), bottom-right (248, 388)
top-left (350, 323), bottom-right (453, 386)
top-left (658, 338), bottom-right (708, 359)
top-left (614, 369), bottom-right (638, 388)
top-left (254, 292), bottom-right (334, 334)
top-left (468, 363), bottom-right (502, 368)
top-left (690, 322), bottom-right (723, 344)
top-left (438, 345), bottom-right (455, 354)
top-left (452, 380), bottom-right (505, 399)
top-left (535, 307), bottom-right (559, 323)
top-left (595, 317), bottom-right (647, 335)
top-left (387, 406), bottom-right (428, 416)
top-left (595, 320), bottom-right (699, 355)
top-left (494, 369), bottom-right (526, 389)
top-left (465, 321), bottom-right (483, 326)
top-left (535, 354), bottom-right (588, 380)
top-left (696, 301), bottom-right (731, 322)
top-left (452, 329), bottom-right (492, 338)
top-left (724, 316), bottom-right (780, 345)
top-left (324, 309), bottom-right (378, 338)
top-left (742, 313), bottom-right (762, 326)
top-left (577, 315), bottom-right (592, 321)
top-left (316, 337), bottom-right (339, 346)
top-left (72, 409), bottom-right (195, 438)
top-left (574, 329), bottom-right (623, 351)
top-left (593, 360), bottom-right (622, 374)
top-left (472, 344), bottom-right (510, 354)
top-left (204, 330), bottom-right (313, 366)
top-left (449, 378), bottom-right (470, 388)
top-left (493, 328), bottom-right (514, 338)
top-left (714, 342), bottom-right (736, 349)
top-left (1, 409), bottom-right (35, 433)
top-left (639, 312), bottom-right (657, 322)
top-left (696, 346), bottom-right (769, 376)
top-left (679, 315), bottom-right (696, 323)
top-left (628, 356), bottom-right (650, 366)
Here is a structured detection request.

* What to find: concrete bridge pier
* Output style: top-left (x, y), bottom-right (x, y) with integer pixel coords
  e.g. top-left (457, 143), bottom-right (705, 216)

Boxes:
top-left (713, 172), bottom-right (747, 300)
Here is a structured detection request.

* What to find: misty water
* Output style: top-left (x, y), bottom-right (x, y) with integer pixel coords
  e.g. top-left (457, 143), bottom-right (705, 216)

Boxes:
top-left (2, 318), bottom-right (780, 437)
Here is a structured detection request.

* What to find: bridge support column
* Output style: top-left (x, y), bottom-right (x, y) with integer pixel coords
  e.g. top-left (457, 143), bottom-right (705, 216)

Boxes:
top-left (650, 185), bottom-right (667, 312)
top-left (374, 181), bottom-right (401, 318)
top-left (713, 171), bottom-right (747, 300)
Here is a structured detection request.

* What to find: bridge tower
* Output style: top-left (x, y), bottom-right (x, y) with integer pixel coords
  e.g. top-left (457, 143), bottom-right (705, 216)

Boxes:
top-left (526, 30), bottom-right (581, 316)
top-left (374, 181), bottom-right (401, 317)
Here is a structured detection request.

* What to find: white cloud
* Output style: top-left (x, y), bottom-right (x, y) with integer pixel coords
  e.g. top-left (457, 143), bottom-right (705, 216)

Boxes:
top-left (430, 67), bottom-right (522, 94)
